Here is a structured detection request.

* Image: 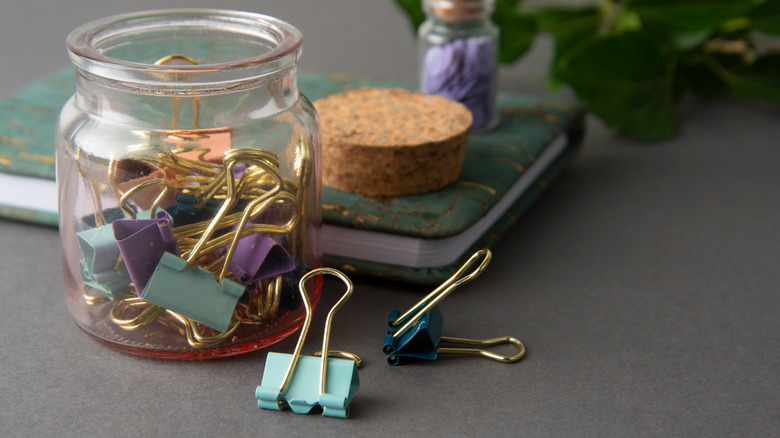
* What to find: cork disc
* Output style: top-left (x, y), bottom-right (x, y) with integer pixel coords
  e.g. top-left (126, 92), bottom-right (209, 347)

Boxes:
top-left (315, 87), bottom-right (472, 196)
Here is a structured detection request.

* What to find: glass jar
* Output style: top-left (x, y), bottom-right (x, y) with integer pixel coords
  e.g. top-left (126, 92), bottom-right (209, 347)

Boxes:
top-left (56, 9), bottom-right (322, 359)
top-left (419, 0), bottom-right (499, 131)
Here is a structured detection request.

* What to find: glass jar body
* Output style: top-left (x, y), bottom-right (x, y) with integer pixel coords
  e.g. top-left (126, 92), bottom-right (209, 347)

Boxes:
top-left (419, 0), bottom-right (499, 131)
top-left (56, 10), bottom-right (321, 359)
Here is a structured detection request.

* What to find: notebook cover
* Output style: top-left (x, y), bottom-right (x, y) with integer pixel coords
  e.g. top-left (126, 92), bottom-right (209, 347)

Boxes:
top-left (322, 135), bottom-right (583, 284)
top-left (0, 69), bottom-right (72, 226)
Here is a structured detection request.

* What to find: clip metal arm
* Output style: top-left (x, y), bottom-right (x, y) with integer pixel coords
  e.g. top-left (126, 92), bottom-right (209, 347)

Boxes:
top-left (256, 268), bottom-right (359, 418)
top-left (271, 268), bottom-right (355, 404)
top-left (389, 249), bottom-right (491, 341)
top-left (438, 335), bottom-right (526, 363)
top-left (383, 249), bottom-right (527, 365)
top-left (118, 177), bottom-right (174, 219)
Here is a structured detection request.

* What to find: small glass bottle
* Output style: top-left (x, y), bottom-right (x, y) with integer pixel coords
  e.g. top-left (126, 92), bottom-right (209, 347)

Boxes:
top-left (419, 0), bottom-right (499, 131)
top-left (57, 9), bottom-right (321, 359)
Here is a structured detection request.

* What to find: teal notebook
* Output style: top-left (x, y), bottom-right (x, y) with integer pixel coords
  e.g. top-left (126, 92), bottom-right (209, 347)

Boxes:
top-left (0, 68), bottom-right (584, 284)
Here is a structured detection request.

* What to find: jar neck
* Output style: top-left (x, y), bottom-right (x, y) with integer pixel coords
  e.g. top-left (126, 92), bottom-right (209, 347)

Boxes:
top-left (67, 9), bottom-right (303, 126)
top-left (74, 66), bottom-right (300, 128)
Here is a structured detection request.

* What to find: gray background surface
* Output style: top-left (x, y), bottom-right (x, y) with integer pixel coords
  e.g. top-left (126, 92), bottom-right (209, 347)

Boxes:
top-left (1, 1), bottom-right (779, 437)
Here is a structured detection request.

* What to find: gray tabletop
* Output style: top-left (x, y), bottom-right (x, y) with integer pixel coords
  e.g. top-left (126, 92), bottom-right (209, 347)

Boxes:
top-left (2, 1), bottom-right (779, 437)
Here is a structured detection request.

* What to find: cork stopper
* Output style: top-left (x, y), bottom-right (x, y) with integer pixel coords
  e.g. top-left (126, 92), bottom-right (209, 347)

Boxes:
top-left (315, 87), bottom-right (473, 196)
top-left (427, 0), bottom-right (492, 23)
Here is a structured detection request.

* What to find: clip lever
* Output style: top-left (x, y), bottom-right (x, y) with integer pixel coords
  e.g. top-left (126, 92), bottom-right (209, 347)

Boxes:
top-left (383, 249), bottom-right (526, 365)
top-left (255, 268), bottom-right (360, 418)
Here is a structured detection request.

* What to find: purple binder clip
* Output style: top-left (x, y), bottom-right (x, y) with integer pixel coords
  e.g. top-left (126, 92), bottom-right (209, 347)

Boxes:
top-left (113, 210), bottom-right (178, 292)
top-left (229, 234), bottom-right (295, 285)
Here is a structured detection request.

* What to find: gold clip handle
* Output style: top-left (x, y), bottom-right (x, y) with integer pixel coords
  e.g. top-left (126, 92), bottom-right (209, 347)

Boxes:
top-left (118, 178), bottom-right (174, 219)
top-left (165, 310), bottom-right (241, 347)
top-left (110, 296), bottom-right (164, 330)
top-left (313, 350), bottom-right (364, 368)
top-left (390, 249), bottom-right (492, 339)
top-left (277, 268), bottom-right (354, 399)
top-left (438, 335), bottom-right (526, 363)
top-left (186, 148), bottom-right (281, 264)
top-left (217, 160), bottom-right (287, 282)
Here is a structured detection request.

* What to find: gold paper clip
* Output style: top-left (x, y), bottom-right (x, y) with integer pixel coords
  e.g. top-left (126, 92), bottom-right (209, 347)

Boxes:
top-left (382, 249), bottom-right (526, 365)
top-left (110, 295), bottom-right (164, 330)
top-left (184, 148), bottom-right (283, 265)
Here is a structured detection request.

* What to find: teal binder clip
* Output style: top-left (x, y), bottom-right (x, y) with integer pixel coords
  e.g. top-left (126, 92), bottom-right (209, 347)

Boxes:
top-left (141, 252), bottom-right (244, 333)
top-left (256, 268), bottom-right (359, 418)
top-left (383, 249), bottom-right (527, 366)
top-left (74, 156), bottom-right (133, 300)
top-left (76, 225), bottom-right (131, 300)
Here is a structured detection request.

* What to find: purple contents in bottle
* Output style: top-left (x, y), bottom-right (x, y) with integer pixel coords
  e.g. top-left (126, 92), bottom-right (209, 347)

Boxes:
top-left (421, 35), bottom-right (496, 130)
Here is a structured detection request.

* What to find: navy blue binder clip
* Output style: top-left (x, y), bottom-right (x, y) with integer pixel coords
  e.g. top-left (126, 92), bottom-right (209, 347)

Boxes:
top-left (383, 249), bottom-right (526, 366)
top-left (256, 268), bottom-right (360, 418)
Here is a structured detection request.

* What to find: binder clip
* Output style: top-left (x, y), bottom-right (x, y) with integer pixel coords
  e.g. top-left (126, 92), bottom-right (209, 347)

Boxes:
top-left (227, 234), bottom-right (295, 285)
top-left (383, 249), bottom-right (526, 366)
top-left (139, 148), bottom-right (283, 333)
top-left (73, 155), bottom-right (131, 300)
top-left (112, 178), bottom-right (178, 292)
top-left (76, 226), bottom-right (131, 300)
top-left (256, 268), bottom-right (360, 418)
top-left (185, 147), bottom-right (282, 263)
top-left (141, 251), bottom-right (244, 333)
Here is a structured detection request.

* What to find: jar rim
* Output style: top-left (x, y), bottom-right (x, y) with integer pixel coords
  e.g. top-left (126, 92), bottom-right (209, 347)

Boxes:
top-left (67, 9), bottom-right (303, 93)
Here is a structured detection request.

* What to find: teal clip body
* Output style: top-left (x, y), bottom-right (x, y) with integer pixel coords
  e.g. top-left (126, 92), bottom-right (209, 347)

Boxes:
top-left (255, 268), bottom-right (358, 418)
top-left (141, 252), bottom-right (244, 332)
top-left (256, 352), bottom-right (359, 418)
top-left (76, 225), bottom-right (131, 300)
top-left (383, 306), bottom-right (443, 365)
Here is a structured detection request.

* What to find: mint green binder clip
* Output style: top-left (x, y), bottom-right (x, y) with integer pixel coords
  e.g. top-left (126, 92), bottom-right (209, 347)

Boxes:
top-left (76, 176), bottom-right (173, 301)
top-left (76, 225), bottom-right (131, 300)
top-left (138, 148), bottom-right (288, 332)
top-left (141, 252), bottom-right (244, 333)
top-left (255, 268), bottom-right (360, 418)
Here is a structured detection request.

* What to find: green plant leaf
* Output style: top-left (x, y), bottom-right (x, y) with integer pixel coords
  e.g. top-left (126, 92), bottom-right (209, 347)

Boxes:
top-left (669, 31), bottom-right (712, 51)
top-left (533, 6), bottom-right (601, 35)
top-left (532, 7), bottom-right (601, 88)
top-left (493, 0), bottom-right (538, 63)
top-left (750, 0), bottom-right (780, 35)
top-left (708, 52), bottom-right (780, 102)
top-left (677, 52), bottom-right (736, 98)
top-left (554, 31), bottom-right (678, 141)
top-left (395, 0), bottom-right (425, 31)
top-left (629, 0), bottom-right (754, 33)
